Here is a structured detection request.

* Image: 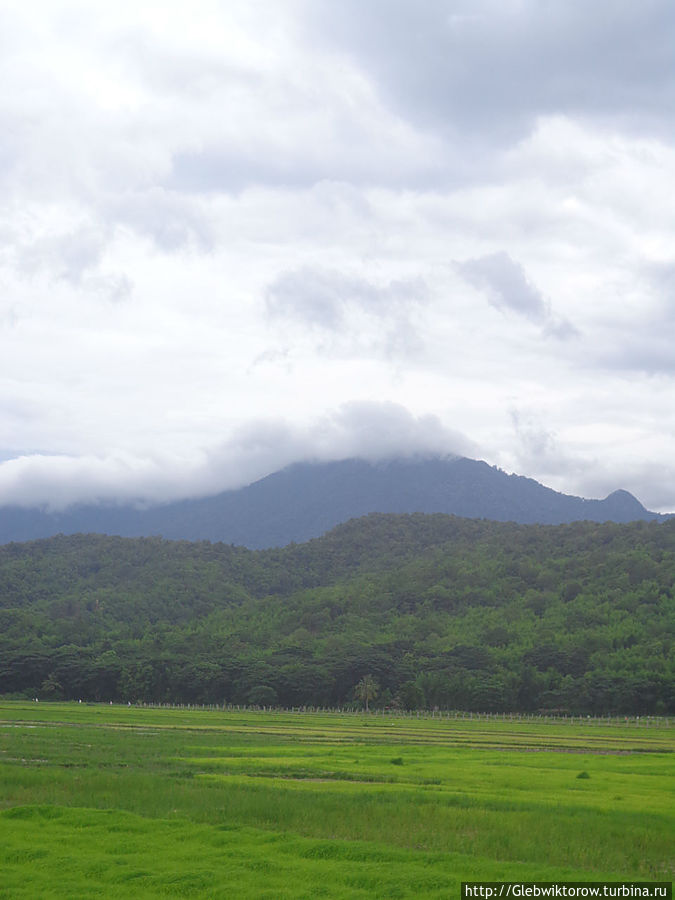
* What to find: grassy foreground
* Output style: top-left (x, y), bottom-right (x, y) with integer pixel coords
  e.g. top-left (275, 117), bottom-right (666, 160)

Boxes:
top-left (0, 703), bottom-right (672, 898)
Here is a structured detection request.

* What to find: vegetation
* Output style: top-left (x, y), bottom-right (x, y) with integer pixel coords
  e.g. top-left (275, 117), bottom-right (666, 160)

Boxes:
top-left (0, 701), bottom-right (672, 897)
top-left (354, 675), bottom-right (379, 712)
top-left (0, 513), bottom-right (673, 713)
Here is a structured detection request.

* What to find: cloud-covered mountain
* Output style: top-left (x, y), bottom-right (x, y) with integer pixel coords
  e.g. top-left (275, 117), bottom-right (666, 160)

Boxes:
top-left (0, 456), bottom-right (665, 548)
top-left (3, 2), bottom-right (675, 519)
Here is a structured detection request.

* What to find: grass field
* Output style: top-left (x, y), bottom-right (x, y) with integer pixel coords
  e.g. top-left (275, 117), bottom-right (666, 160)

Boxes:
top-left (0, 703), bottom-right (672, 898)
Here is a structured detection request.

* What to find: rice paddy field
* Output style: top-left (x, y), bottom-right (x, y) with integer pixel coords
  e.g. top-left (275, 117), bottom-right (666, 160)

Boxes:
top-left (0, 702), bottom-right (672, 898)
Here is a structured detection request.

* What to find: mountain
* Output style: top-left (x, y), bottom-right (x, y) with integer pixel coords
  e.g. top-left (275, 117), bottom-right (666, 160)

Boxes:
top-left (0, 456), bottom-right (666, 548)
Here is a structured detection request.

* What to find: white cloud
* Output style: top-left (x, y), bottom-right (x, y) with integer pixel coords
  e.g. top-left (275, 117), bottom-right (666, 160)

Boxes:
top-left (0, 0), bottom-right (673, 514)
top-left (0, 402), bottom-right (475, 510)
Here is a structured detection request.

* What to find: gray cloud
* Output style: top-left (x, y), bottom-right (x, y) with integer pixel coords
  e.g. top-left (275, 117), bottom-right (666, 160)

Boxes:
top-left (10, 225), bottom-right (132, 304)
top-left (307, 0), bottom-right (675, 146)
top-left (0, 2), bottom-right (673, 517)
top-left (105, 189), bottom-right (214, 253)
top-left (266, 267), bottom-right (428, 330)
top-left (264, 266), bottom-right (430, 360)
top-left (592, 337), bottom-right (675, 375)
top-left (457, 252), bottom-right (547, 320)
top-left (266, 267), bottom-right (358, 330)
top-left (576, 262), bottom-right (675, 374)
top-left (455, 252), bottom-right (577, 338)
top-left (311, 400), bottom-right (477, 461)
top-left (0, 402), bottom-right (476, 510)
top-left (510, 409), bottom-right (558, 466)
top-left (17, 226), bottom-right (108, 285)
top-left (210, 401), bottom-right (476, 488)
top-left (167, 132), bottom-right (445, 193)
top-left (506, 408), bottom-right (590, 489)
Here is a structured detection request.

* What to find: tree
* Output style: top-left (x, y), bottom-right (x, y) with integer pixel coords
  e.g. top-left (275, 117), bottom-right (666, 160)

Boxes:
top-left (354, 675), bottom-right (379, 712)
top-left (39, 672), bottom-right (63, 700)
top-left (247, 684), bottom-right (277, 707)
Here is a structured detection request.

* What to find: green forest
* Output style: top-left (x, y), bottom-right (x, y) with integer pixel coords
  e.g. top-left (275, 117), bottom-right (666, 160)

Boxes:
top-left (0, 513), bottom-right (673, 714)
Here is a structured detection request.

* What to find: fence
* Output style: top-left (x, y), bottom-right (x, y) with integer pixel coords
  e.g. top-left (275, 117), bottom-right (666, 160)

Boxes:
top-left (127, 701), bottom-right (673, 727)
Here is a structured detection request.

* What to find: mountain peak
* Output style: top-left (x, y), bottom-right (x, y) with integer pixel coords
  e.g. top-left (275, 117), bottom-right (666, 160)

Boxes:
top-left (600, 489), bottom-right (648, 517)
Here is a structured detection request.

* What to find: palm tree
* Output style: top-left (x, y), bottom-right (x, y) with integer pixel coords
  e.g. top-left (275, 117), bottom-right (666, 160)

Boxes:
top-left (355, 675), bottom-right (379, 713)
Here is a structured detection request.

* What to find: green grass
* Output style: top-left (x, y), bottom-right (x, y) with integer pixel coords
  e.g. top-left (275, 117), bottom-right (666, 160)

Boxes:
top-left (0, 703), bottom-right (673, 897)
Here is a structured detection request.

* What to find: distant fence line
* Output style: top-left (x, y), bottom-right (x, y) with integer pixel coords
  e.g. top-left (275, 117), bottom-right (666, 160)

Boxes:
top-left (118, 701), bottom-right (673, 726)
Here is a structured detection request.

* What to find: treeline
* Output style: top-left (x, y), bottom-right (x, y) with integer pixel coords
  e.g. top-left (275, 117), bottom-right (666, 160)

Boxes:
top-left (0, 514), bottom-right (673, 714)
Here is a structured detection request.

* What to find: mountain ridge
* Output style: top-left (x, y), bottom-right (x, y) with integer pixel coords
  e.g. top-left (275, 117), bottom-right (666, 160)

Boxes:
top-left (0, 455), bottom-right (666, 547)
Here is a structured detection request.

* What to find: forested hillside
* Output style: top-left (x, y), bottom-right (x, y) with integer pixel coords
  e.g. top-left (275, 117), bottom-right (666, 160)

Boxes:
top-left (1, 513), bottom-right (673, 714)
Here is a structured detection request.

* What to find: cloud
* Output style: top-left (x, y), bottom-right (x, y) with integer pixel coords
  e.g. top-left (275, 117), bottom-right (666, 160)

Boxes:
top-left (505, 407), bottom-right (591, 491)
top-left (455, 252), bottom-right (578, 338)
top-left (266, 266), bottom-right (427, 330)
top-left (106, 188), bottom-right (214, 252)
top-left (0, 453), bottom-right (185, 511)
top-left (0, 402), bottom-right (476, 510)
top-left (308, 400), bottom-right (477, 461)
top-left (16, 226), bottom-right (107, 285)
top-left (266, 267), bottom-right (358, 330)
top-left (456, 252), bottom-right (548, 320)
top-left (0, 1), bottom-right (673, 520)
top-left (264, 266), bottom-right (430, 360)
top-left (510, 408), bottom-right (558, 465)
top-left (307, 0), bottom-right (675, 146)
top-left (593, 336), bottom-right (675, 375)
top-left (581, 259), bottom-right (675, 375)
top-left (502, 402), bottom-right (675, 514)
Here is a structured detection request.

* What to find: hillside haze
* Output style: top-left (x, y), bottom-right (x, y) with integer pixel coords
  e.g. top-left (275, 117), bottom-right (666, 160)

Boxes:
top-left (0, 456), bottom-right (665, 547)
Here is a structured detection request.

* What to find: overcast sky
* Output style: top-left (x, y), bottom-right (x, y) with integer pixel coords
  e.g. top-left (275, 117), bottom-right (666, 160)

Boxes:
top-left (1, 0), bottom-right (674, 512)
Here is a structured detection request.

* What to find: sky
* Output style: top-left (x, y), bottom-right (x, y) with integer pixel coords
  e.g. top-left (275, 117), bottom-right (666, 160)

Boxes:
top-left (1, 0), bottom-right (674, 513)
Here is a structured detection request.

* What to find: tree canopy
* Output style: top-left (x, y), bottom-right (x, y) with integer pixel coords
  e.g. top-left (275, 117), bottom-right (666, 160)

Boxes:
top-left (0, 513), bottom-right (673, 714)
